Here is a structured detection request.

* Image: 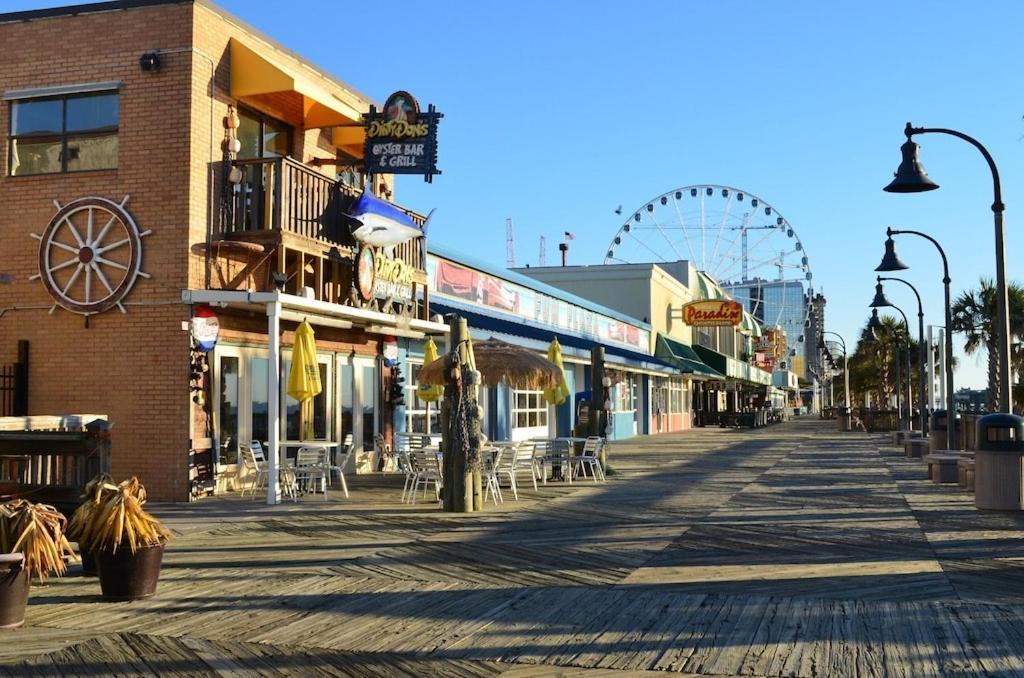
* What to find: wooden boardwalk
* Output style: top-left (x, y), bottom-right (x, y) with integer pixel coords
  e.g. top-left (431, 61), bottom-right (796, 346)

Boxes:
top-left (6, 418), bottom-right (1024, 676)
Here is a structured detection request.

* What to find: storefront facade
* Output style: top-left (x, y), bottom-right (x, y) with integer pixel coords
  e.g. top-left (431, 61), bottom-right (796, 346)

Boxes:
top-left (413, 245), bottom-right (674, 442)
top-left (0, 0), bottom-right (445, 501)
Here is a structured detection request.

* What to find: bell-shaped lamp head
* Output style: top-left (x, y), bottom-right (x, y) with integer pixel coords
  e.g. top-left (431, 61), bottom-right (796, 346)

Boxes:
top-left (869, 281), bottom-right (895, 308)
top-left (883, 138), bottom-right (940, 193)
top-left (867, 308), bottom-right (884, 340)
top-left (875, 237), bottom-right (909, 272)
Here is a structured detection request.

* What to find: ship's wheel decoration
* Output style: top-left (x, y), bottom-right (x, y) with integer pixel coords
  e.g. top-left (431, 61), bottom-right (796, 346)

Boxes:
top-left (30, 196), bottom-right (150, 315)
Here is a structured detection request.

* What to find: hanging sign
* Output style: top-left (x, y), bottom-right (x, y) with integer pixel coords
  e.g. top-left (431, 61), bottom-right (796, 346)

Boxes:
top-left (681, 300), bottom-right (743, 327)
top-left (363, 91), bottom-right (442, 182)
top-left (356, 246), bottom-right (376, 301)
top-left (374, 254), bottom-right (415, 301)
top-left (191, 305), bottom-right (220, 352)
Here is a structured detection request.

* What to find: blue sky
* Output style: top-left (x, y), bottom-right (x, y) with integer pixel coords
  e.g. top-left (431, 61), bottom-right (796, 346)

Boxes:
top-left (11, 0), bottom-right (1024, 387)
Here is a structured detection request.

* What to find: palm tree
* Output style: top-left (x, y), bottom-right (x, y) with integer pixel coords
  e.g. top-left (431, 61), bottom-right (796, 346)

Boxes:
top-left (847, 314), bottom-right (915, 410)
top-left (950, 278), bottom-right (1024, 412)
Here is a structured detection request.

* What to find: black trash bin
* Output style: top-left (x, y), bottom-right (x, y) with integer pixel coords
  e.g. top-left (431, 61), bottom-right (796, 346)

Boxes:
top-left (974, 413), bottom-right (1024, 510)
top-left (929, 409), bottom-right (961, 454)
top-left (837, 406), bottom-right (852, 432)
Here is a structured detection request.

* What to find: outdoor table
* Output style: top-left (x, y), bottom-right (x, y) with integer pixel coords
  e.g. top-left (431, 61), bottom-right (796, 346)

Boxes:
top-left (279, 440), bottom-right (337, 492)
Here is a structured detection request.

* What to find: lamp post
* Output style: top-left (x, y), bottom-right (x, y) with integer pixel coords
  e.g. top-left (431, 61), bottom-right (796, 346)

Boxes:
top-left (876, 227), bottom-right (955, 449)
top-left (870, 288), bottom-right (913, 431)
top-left (867, 308), bottom-right (904, 427)
top-left (876, 276), bottom-right (927, 432)
top-left (820, 331), bottom-right (848, 410)
top-left (884, 122), bottom-right (1012, 414)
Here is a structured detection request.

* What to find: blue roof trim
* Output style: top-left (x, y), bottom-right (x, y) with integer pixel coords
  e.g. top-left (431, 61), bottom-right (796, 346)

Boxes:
top-left (431, 300), bottom-right (677, 373)
top-left (428, 243), bottom-right (651, 330)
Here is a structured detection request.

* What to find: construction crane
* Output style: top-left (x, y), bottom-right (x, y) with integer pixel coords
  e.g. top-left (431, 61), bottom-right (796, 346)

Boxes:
top-left (505, 218), bottom-right (515, 268)
top-left (539, 236), bottom-right (546, 266)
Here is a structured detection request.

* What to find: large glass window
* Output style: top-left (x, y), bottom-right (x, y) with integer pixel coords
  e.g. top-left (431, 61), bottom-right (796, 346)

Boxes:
top-left (614, 375), bottom-right (636, 413)
top-left (218, 356), bottom-right (240, 464)
top-left (361, 365), bottom-right (376, 450)
top-left (405, 362), bottom-right (439, 433)
top-left (236, 107), bottom-right (291, 159)
top-left (9, 91), bottom-right (119, 175)
top-left (513, 390), bottom-right (547, 429)
top-left (250, 357), bottom-right (269, 446)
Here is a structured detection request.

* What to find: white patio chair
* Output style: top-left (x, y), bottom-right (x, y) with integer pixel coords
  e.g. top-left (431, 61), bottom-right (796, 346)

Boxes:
top-left (537, 439), bottom-right (572, 485)
top-left (327, 435), bottom-right (352, 499)
top-left (571, 436), bottom-right (606, 482)
top-left (294, 447), bottom-right (328, 501)
top-left (482, 446), bottom-right (504, 505)
top-left (398, 449), bottom-right (417, 503)
top-left (495, 441), bottom-right (537, 500)
top-left (239, 444), bottom-right (267, 498)
top-left (410, 450), bottom-right (442, 504)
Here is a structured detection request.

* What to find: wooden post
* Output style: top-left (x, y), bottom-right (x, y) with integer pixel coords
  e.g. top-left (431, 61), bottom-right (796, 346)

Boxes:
top-left (441, 316), bottom-right (472, 512)
top-left (590, 347), bottom-right (610, 471)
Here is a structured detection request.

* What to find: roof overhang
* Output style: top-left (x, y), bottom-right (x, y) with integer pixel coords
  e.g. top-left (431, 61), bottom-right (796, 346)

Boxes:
top-left (229, 38), bottom-right (366, 149)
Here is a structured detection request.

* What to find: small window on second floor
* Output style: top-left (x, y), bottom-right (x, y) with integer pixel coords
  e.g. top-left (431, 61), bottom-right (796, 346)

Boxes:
top-left (9, 91), bottom-right (119, 175)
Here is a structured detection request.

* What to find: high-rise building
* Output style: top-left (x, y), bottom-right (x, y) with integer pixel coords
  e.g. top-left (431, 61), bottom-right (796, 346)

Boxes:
top-left (723, 278), bottom-right (809, 377)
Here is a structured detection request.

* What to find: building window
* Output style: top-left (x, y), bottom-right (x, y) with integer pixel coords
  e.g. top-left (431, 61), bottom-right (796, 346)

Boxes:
top-left (669, 379), bottom-right (683, 414)
top-left (336, 151), bottom-right (365, 190)
top-left (9, 91), bottom-right (119, 175)
top-left (236, 107), bottom-right (291, 159)
top-left (615, 375), bottom-right (636, 412)
top-left (513, 390), bottom-right (547, 429)
top-left (405, 362), bottom-right (439, 434)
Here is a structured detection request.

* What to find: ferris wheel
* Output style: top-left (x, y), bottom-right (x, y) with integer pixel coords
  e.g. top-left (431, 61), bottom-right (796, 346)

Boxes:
top-left (605, 185), bottom-right (813, 350)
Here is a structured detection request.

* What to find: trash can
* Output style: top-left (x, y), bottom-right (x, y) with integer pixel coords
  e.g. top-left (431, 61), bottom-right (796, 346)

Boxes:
top-left (929, 410), bottom-right (961, 454)
top-left (837, 406), bottom-right (852, 432)
top-left (974, 413), bottom-right (1024, 510)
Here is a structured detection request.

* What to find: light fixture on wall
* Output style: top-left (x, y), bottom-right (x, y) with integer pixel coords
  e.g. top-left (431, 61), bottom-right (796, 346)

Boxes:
top-left (139, 51), bottom-right (161, 72)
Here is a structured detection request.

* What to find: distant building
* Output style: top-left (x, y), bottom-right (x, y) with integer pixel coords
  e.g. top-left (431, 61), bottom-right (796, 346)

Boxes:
top-left (722, 279), bottom-right (809, 378)
top-left (954, 388), bottom-right (988, 413)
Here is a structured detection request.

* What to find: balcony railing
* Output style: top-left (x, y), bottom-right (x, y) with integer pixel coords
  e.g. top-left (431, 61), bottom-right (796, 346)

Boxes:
top-left (217, 155), bottom-right (425, 272)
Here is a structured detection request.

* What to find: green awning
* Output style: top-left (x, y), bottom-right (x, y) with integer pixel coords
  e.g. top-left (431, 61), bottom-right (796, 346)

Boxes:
top-left (693, 344), bottom-right (772, 386)
top-left (656, 335), bottom-right (725, 379)
top-left (740, 311), bottom-right (762, 338)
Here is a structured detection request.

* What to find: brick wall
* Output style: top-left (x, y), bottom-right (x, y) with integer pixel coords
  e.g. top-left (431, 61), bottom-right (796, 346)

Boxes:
top-left (0, 3), bottom-right (196, 500)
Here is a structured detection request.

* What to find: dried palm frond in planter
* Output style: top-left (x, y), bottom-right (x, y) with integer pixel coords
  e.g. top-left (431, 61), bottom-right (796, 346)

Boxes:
top-left (67, 473), bottom-right (117, 576)
top-left (77, 477), bottom-right (173, 601)
top-left (0, 500), bottom-right (76, 629)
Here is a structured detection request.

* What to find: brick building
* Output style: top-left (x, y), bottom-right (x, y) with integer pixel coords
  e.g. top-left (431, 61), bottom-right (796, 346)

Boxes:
top-left (0, 0), bottom-right (444, 501)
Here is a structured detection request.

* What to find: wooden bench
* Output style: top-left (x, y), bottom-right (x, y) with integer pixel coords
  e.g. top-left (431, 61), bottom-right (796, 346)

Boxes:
top-left (924, 453), bottom-right (964, 484)
top-left (905, 438), bottom-right (930, 459)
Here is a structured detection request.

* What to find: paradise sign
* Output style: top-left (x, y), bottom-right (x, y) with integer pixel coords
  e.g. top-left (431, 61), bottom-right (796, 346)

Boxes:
top-left (682, 300), bottom-right (743, 327)
top-left (363, 91), bottom-right (442, 182)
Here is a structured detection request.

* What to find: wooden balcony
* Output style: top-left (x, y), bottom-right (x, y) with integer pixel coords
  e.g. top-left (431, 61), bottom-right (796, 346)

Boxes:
top-left (210, 156), bottom-right (428, 318)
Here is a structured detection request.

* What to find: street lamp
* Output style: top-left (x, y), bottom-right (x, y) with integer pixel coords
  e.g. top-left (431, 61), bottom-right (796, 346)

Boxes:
top-left (819, 331), bottom-right (849, 412)
top-left (876, 276), bottom-right (928, 432)
top-left (876, 227), bottom-right (955, 450)
top-left (866, 308), bottom-right (904, 426)
top-left (870, 290), bottom-right (913, 431)
top-left (884, 122), bottom-right (1012, 415)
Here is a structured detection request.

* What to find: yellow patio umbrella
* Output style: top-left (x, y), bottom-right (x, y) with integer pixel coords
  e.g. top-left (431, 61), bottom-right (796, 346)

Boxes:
top-left (416, 337), bottom-right (443, 403)
top-left (287, 320), bottom-right (322, 440)
top-left (543, 337), bottom-right (570, 405)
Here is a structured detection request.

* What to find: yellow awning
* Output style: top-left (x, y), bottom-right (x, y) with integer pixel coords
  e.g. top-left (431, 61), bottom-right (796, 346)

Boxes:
top-left (229, 39), bottom-right (365, 130)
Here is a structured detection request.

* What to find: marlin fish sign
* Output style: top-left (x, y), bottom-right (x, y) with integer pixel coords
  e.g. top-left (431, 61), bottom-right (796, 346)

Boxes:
top-left (349, 190), bottom-right (433, 248)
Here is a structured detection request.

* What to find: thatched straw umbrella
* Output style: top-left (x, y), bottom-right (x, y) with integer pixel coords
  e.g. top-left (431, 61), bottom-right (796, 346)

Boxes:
top-left (418, 338), bottom-right (563, 390)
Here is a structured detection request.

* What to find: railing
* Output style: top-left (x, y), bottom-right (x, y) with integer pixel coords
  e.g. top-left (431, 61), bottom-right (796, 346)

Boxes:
top-left (218, 156), bottom-right (426, 271)
top-left (0, 416), bottom-right (111, 507)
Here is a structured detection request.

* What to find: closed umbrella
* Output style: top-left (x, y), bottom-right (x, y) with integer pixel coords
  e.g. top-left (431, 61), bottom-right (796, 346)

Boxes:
top-left (416, 337), bottom-right (443, 403)
top-left (543, 337), bottom-right (570, 405)
top-left (287, 320), bottom-right (322, 440)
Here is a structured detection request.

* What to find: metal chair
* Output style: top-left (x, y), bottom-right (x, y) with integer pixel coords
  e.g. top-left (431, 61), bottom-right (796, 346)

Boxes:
top-left (571, 436), bottom-right (606, 482)
top-left (294, 447), bottom-right (328, 501)
top-left (482, 446), bottom-right (504, 505)
top-left (495, 441), bottom-right (537, 500)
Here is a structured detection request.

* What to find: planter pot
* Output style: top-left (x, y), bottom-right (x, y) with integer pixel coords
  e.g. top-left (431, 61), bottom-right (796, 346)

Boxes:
top-left (0, 553), bottom-right (29, 629)
top-left (95, 543), bottom-right (165, 601)
top-left (79, 547), bottom-right (97, 577)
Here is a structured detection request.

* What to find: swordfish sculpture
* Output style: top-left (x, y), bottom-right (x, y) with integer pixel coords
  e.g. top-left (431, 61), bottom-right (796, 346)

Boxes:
top-left (348, 189), bottom-right (432, 248)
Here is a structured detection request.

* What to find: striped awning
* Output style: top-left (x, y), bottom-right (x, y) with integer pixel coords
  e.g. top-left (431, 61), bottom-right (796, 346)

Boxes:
top-left (740, 311), bottom-right (763, 338)
top-left (696, 271), bottom-right (724, 300)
